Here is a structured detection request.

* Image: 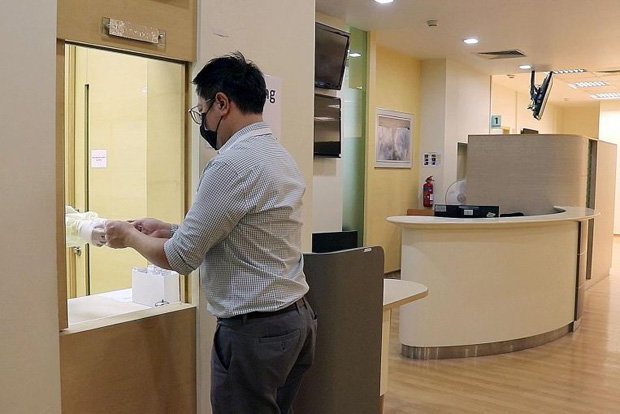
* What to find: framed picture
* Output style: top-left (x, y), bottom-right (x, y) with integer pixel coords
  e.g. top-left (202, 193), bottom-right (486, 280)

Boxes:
top-left (375, 109), bottom-right (413, 168)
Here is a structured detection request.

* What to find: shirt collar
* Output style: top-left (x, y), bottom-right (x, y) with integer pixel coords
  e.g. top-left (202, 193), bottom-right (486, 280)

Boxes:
top-left (218, 122), bottom-right (272, 154)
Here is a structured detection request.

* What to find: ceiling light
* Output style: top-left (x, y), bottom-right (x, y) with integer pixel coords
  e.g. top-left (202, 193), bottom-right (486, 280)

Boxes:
top-left (463, 38), bottom-right (479, 44)
top-left (553, 69), bottom-right (586, 74)
top-left (519, 65), bottom-right (532, 70)
top-left (568, 81), bottom-right (608, 89)
top-left (349, 52), bottom-right (362, 58)
top-left (591, 92), bottom-right (620, 100)
top-left (374, 0), bottom-right (394, 4)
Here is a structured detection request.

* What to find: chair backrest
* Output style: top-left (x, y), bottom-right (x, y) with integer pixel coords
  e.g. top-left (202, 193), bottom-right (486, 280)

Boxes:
top-left (294, 246), bottom-right (384, 414)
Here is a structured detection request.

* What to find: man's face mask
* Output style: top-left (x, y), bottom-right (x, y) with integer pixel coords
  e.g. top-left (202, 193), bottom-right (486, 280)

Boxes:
top-left (200, 98), bottom-right (223, 150)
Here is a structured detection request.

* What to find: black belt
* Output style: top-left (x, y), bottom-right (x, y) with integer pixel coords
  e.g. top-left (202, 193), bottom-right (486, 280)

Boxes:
top-left (229, 297), bottom-right (307, 321)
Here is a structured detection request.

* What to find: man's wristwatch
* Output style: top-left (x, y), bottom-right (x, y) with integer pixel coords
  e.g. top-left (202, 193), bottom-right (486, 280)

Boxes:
top-left (170, 224), bottom-right (179, 238)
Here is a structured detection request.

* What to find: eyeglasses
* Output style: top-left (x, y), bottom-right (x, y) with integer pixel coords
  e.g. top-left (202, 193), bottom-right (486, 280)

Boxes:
top-left (188, 98), bottom-right (214, 125)
top-left (188, 105), bottom-right (203, 125)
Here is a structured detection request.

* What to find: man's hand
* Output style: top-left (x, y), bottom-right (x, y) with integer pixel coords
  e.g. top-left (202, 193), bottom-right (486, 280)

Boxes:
top-left (105, 220), bottom-right (172, 270)
top-left (105, 220), bottom-right (139, 249)
top-left (132, 218), bottom-right (173, 238)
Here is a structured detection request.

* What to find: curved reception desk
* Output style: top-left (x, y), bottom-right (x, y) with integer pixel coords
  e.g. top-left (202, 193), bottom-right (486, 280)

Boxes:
top-left (388, 207), bottom-right (597, 359)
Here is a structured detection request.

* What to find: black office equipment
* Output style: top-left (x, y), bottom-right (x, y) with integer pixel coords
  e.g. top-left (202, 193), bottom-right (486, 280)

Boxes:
top-left (314, 94), bottom-right (341, 157)
top-left (434, 204), bottom-right (500, 218)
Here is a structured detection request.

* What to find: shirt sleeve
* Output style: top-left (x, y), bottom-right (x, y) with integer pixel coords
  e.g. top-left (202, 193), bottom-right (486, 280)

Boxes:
top-left (164, 160), bottom-right (248, 275)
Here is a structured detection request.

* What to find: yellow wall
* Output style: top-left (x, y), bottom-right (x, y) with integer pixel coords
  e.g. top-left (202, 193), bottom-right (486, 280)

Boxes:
top-left (561, 104), bottom-right (600, 138)
top-left (365, 35), bottom-right (421, 273)
top-left (491, 80), bottom-right (564, 133)
top-left (492, 79), bottom-right (601, 138)
top-left (70, 47), bottom-right (185, 294)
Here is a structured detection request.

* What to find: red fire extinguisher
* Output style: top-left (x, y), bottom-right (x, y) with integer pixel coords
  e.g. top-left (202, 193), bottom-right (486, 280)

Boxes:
top-left (423, 176), bottom-right (434, 208)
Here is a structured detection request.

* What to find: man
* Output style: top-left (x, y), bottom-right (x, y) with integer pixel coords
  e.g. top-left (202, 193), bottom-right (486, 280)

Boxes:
top-left (105, 52), bottom-right (316, 414)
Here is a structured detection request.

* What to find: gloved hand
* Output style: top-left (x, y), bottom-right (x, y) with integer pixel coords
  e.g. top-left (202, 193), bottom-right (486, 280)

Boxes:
top-left (91, 225), bottom-right (107, 247)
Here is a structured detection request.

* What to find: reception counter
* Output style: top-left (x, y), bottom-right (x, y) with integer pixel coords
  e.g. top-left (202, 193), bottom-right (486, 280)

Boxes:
top-left (388, 206), bottom-right (597, 359)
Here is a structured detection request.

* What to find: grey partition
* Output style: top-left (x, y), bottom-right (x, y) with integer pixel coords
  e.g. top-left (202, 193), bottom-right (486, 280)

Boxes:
top-left (467, 134), bottom-right (588, 215)
top-left (294, 246), bottom-right (384, 414)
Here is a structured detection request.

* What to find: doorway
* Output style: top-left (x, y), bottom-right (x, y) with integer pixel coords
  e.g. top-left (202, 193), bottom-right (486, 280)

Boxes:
top-left (64, 45), bottom-right (186, 297)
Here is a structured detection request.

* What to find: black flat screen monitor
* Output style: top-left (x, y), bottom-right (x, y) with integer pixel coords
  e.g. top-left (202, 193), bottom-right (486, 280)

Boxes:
top-left (315, 23), bottom-right (350, 90)
top-left (314, 94), bottom-right (341, 157)
top-left (529, 71), bottom-right (553, 120)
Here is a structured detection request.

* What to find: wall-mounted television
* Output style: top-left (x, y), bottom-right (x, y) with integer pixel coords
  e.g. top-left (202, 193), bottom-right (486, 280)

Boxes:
top-left (314, 94), bottom-right (341, 157)
top-left (315, 23), bottom-right (350, 90)
top-left (528, 71), bottom-right (553, 120)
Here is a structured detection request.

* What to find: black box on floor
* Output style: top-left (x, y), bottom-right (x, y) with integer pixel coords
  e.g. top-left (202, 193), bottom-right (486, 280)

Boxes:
top-left (434, 204), bottom-right (500, 218)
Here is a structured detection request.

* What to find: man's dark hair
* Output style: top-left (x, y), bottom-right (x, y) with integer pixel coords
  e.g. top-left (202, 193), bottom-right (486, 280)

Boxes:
top-left (193, 52), bottom-right (267, 114)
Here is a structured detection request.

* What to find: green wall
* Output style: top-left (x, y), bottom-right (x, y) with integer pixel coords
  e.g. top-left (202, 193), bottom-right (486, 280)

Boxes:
top-left (342, 27), bottom-right (367, 246)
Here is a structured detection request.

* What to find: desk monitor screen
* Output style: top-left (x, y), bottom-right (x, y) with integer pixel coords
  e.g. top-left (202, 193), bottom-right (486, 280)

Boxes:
top-left (434, 204), bottom-right (500, 218)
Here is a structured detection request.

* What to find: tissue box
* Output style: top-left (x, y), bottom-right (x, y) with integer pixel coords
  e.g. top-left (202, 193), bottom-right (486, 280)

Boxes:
top-left (132, 266), bottom-right (180, 307)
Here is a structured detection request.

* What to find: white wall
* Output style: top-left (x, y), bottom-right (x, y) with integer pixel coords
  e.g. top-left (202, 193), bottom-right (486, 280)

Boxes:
top-left (419, 60), bottom-right (447, 203)
top-left (313, 157), bottom-right (344, 232)
top-left (312, 14), bottom-right (348, 233)
top-left (444, 60), bottom-right (491, 198)
top-left (419, 59), bottom-right (491, 204)
top-left (0, 2), bottom-right (62, 413)
top-left (599, 101), bottom-right (620, 234)
top-left (196, 1), bottom-right (316, 412)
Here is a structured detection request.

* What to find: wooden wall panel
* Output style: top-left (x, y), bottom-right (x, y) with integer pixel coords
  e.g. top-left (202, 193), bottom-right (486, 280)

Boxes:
top-left (60, 307), bottom-right (196, 414)
top-left (57, 41), bottom-right (69, 330)
top-left (590, 140), bottom-right (617, 285)
top-left (58, 0), bottom-right (196, 62)
top-left (466, 134), bottom-right (588, 216)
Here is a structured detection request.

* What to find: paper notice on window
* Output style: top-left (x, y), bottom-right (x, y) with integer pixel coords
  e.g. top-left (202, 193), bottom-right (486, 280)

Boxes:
top-left (91, 149), bottom-right (108, 169)
top-left (264, 74), bottom-right (282, 140)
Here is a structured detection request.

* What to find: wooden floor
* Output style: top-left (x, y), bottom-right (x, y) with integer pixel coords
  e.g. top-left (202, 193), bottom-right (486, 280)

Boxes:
top-left (384, 238), bottom-right (620, 414)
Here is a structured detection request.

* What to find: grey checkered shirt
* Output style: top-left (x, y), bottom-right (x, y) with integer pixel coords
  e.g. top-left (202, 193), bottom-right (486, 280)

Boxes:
top-left (164, 122), bottom-right (309, 318)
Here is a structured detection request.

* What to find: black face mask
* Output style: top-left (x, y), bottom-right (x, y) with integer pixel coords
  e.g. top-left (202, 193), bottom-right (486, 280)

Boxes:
top-left (199, 100), bottom-right (223, 150)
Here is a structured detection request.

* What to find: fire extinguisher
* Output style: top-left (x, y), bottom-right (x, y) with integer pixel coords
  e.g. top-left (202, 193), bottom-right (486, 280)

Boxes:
top-left (423, 176), bottom-right (434, 208)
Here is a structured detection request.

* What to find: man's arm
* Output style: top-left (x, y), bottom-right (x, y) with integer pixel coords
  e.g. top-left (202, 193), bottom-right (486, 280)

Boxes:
top-left (105, 220), bottom-right (172, 270)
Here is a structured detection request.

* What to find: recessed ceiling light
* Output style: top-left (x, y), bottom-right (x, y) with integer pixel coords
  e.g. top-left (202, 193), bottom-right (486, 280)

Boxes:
top-left (463, 38), bottom-right (479, 44)
top-left (349, 52), bottom-right (362, 58)
top-left (568, 81), bottom-right (608, 89)
top-left (553, 69), bottom-right (586, 74)
top-left (519, 65), bottom-right (532, 70)
top-left (375, 0), bottom-right (394, 4)
top-left (590, 92), bottom-right (620, 100)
